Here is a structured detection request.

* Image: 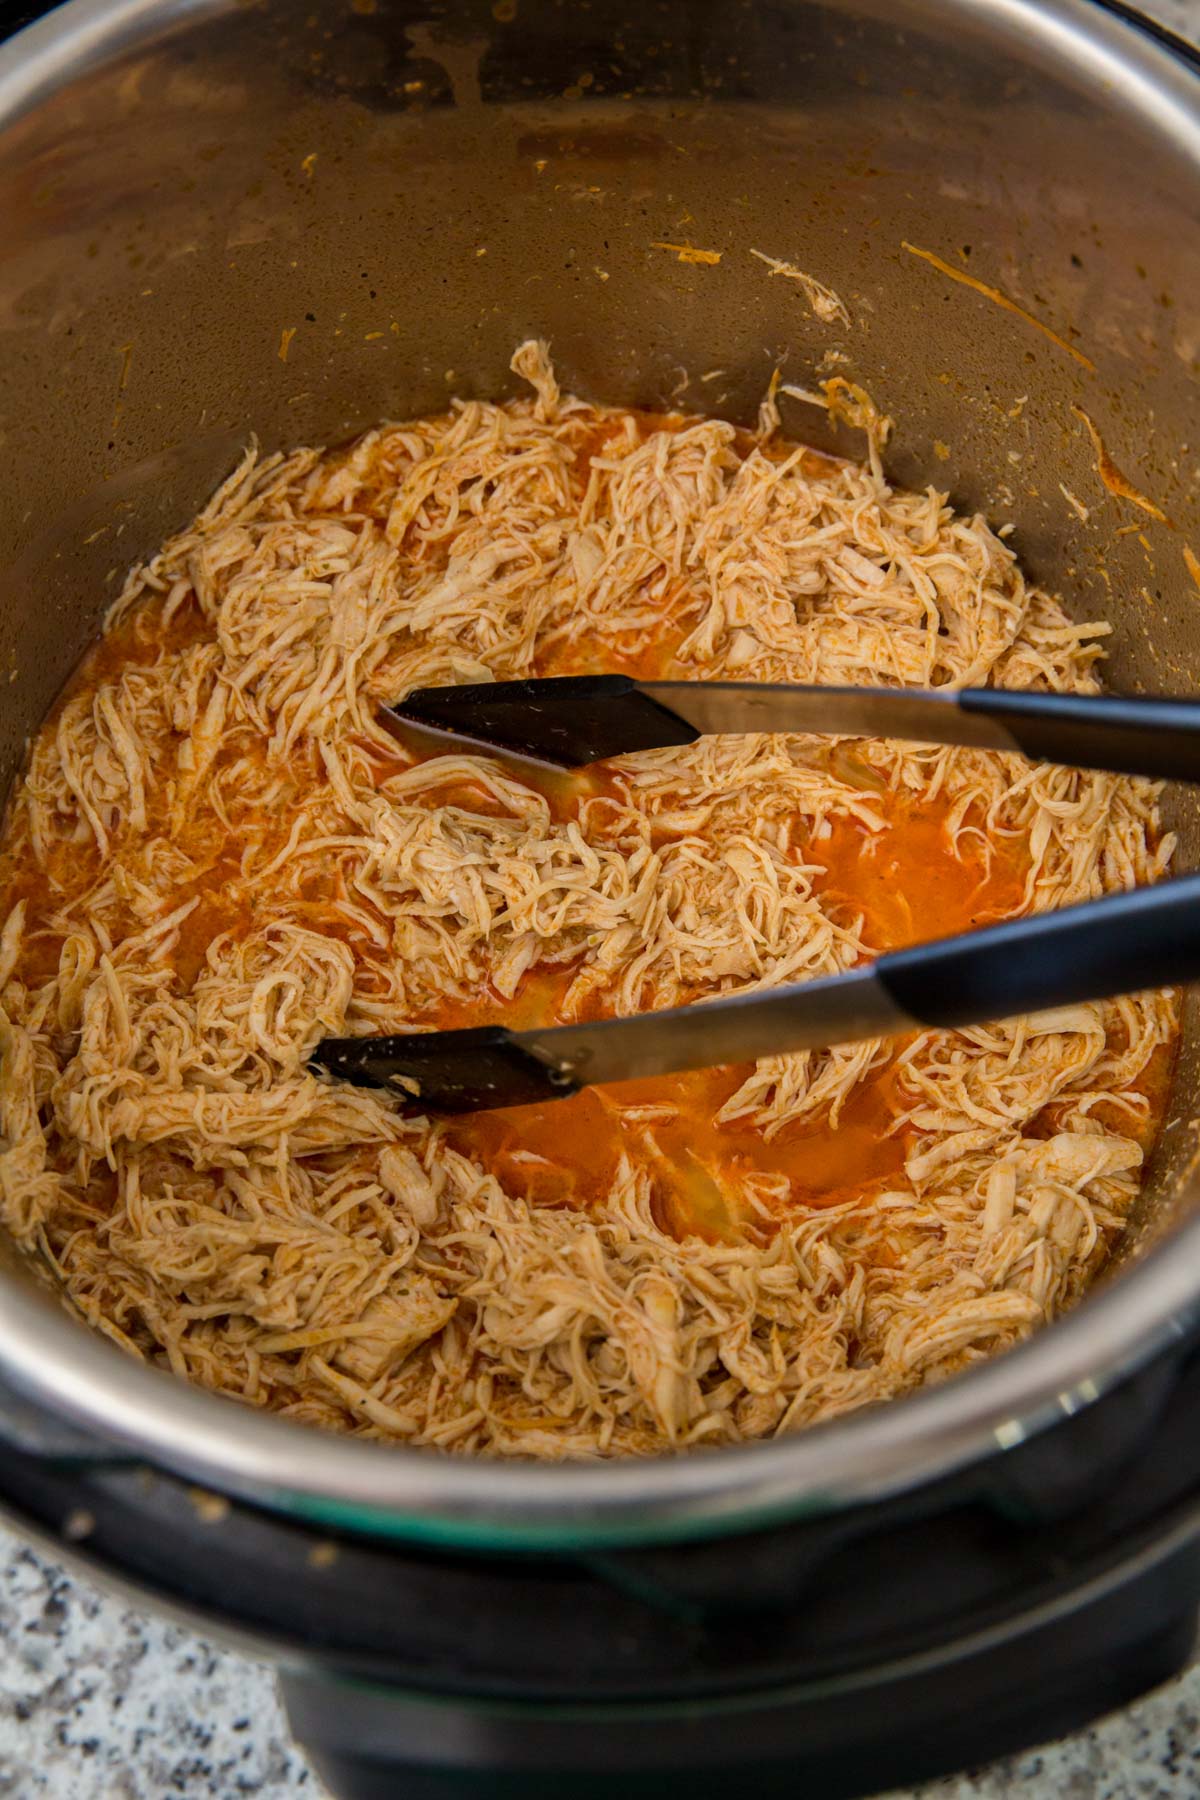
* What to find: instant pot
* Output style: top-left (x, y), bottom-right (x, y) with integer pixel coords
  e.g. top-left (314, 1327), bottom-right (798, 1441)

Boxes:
top-left (3, 0), bottom-right (1200, 1792)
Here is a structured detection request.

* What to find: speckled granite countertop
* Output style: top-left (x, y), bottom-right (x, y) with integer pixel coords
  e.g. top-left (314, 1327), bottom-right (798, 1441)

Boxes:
top-left (0, 1544), bottom-right (312, 1797)
top-left (3, 0), bottom-right (1200, 1795)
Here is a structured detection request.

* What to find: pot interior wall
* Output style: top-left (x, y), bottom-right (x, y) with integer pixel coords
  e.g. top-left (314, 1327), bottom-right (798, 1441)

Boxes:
top-left (0, 0), bottom-right (1198, 1294)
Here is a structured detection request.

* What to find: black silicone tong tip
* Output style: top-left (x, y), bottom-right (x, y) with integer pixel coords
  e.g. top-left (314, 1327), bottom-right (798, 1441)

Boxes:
top-left (310, 1025), bottom-right (578, 1113)
top-left (386, 674), bottom-right (698, 768)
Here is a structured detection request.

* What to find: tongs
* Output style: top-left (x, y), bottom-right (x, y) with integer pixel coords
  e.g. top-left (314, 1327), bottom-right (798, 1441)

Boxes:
top-left (310, 677), bottom-right (1200, 1114)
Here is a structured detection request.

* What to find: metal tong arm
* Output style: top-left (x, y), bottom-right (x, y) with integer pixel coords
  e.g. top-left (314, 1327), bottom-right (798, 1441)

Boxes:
top-left (388, 675), bottom-right (1200, 782)
top-left (312, 873), bottom-right (1200, 1113)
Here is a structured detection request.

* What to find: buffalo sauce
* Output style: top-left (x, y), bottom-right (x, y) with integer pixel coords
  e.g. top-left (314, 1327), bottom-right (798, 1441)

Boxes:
top-left (439, 792), bottom-right (1031, 1242)
top-left (806, 794), bottom-right (1030, 952)
top-left (444, 1058), bottom-right (912, 1244)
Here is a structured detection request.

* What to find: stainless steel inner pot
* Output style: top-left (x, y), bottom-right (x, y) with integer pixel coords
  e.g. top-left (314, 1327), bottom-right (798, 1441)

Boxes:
top-left (1, 0), bottom-right (1199, 1551)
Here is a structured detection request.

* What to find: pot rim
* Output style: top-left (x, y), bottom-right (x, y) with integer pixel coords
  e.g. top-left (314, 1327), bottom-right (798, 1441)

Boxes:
top-left (1, 0), bottom-right (1199, 1550)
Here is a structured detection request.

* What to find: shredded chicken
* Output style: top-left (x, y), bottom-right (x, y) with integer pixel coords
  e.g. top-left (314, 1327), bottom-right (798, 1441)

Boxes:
top-left (0, 341), bottom-right (1177, 1458)
top-left (750, 248), bottom-right (850, 326)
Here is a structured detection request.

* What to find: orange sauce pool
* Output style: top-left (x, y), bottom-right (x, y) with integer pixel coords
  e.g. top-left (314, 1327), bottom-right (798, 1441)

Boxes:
top-left (442, 792), bottom-right (1038, 1241)
top-left (806, 796), bottom-right (1030, 952)
top-left (446, 1059), bottom-right (912, 1242)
